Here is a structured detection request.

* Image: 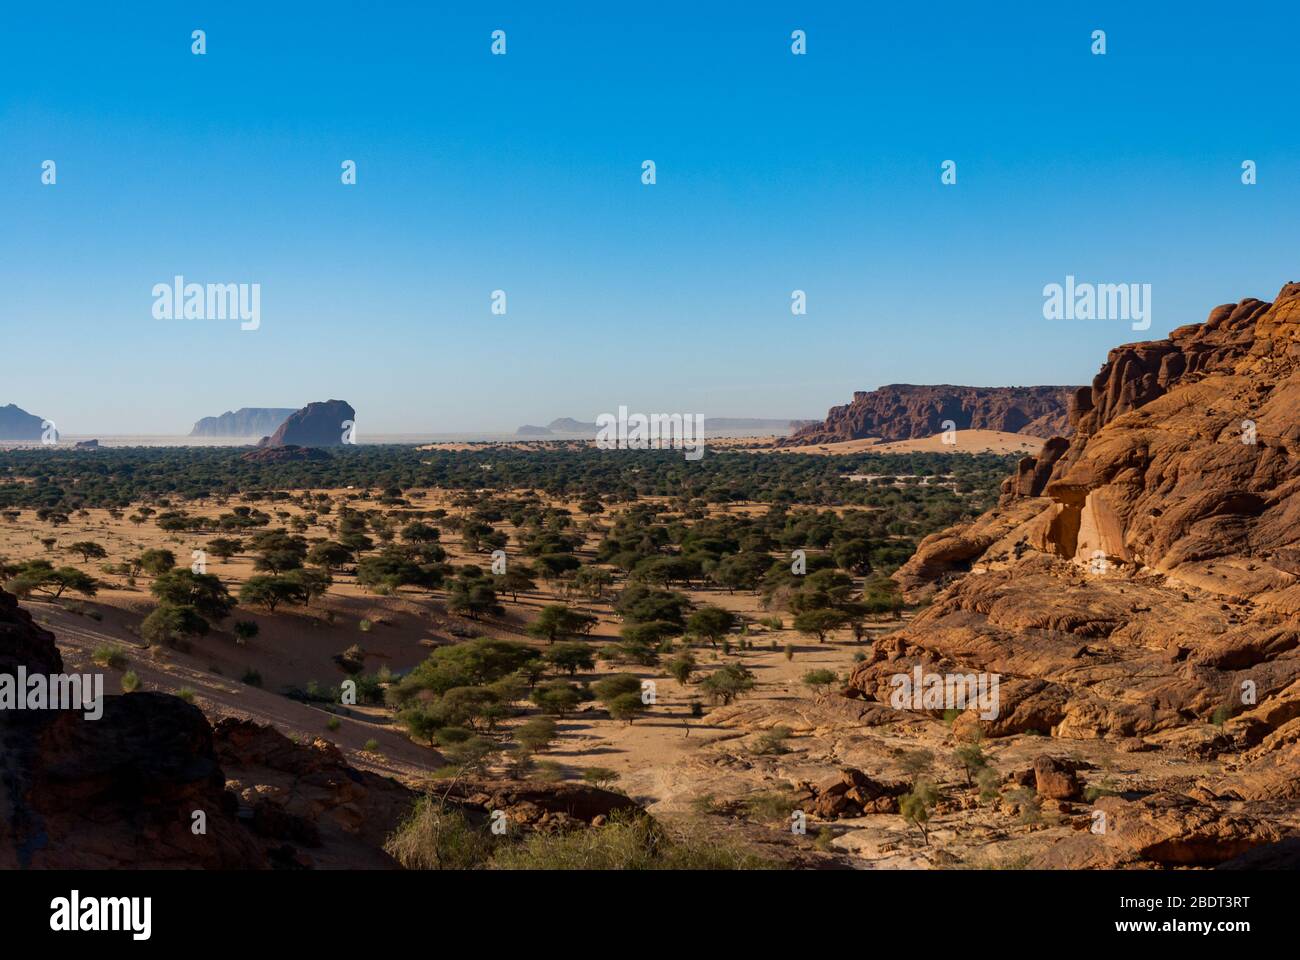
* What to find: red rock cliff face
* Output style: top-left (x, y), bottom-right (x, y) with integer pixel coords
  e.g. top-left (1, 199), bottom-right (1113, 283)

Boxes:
top-left (1000, 287), bottom-right (1300, 583)
top-left (870, 283), bottom-right (1300, 747)
top-left (778, 384), bottom-right (1078, 446)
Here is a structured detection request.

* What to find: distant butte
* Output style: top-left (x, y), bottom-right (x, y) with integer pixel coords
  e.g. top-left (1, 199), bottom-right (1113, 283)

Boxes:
top-left (777, 384), bottom-right (1079, 447)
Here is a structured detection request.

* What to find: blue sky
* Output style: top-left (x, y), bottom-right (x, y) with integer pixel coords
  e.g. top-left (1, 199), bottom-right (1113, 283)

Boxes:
top-left (3, 1), bottom-right (1299, 435)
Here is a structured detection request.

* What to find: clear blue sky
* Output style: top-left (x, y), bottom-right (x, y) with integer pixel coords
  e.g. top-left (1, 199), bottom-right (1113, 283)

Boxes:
top-left (3, 1), bottom-right (1298, 435)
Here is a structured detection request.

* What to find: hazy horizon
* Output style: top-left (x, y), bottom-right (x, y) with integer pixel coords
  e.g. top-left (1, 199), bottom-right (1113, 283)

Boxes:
top-left (6, 2), bottom-right (1299, 434)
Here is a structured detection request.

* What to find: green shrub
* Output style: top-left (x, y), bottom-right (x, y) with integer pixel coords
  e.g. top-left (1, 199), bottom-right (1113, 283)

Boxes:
top-left (383, 796), bottom-right (495, 870)
top-left (92, 644), bottom-right (128, 670)
top-left (489, 811), bottom-right (777, 870)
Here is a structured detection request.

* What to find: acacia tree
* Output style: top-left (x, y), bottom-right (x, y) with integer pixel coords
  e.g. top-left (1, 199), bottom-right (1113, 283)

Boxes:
top-left (151, 570), bottom-right (235, 623)
top-left (69, 541), bottom-right (107, 563)
top-left (793, 608), bottom-right (849, 643)
top-left (527, 604), bottom-right (597, 644)
top-left (239, 575), bottom-right (306, 612)
top-left (687, 605), bottom-right (737, 647)
top-left (494, 566), bottom-right (538, 602)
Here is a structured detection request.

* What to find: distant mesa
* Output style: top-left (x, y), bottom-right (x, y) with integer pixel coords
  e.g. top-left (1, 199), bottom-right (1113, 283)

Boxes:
top-left (240, 444), bottom-right (332, 463)
top-left (74, 439), bottom-right (100, 450)
top-left (0, 403), bottom-right (46, 441)
top-left (256, 400), bottom-right (356, 448)
top-left (777, 384), bottom-right (1080, 447)
top-left (189, 408), bottom-right (297, 438)
top-left (516, 416), bottom-right (814, 437)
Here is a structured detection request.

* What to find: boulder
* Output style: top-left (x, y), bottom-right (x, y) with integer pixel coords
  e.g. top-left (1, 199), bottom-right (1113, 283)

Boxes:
top-left (1033, 755), bottom-right (1082, 800)
top-left (258, 399), bottom-right (355, 448)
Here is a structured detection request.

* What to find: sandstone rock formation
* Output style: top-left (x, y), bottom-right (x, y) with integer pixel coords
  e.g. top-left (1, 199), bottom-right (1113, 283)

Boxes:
top-left (0, 404), bottom-right (45, 442)
top-left (0, 588), bottom-right (267, 869)
top-left (257, 400), bottom-right (355, 448)
top-left (791, 768), bottom-right (909, 819)
top-left (214, 719), bottom-right (413, 869)
top-left (190, 407), bottom-right (296, 438)
top-left (440, 780), bottom-right (642, 833)
top-left (848, 283), bottom-right (1300, 866)
top-left (779, 384), bottom-right (1078, 447)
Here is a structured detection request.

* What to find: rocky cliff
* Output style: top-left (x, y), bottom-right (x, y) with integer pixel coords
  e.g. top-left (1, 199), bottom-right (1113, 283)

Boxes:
top-left (849, 283), bottom-right (1300, 865)
top-left (0, 404), bottom-right (45, 442)
top-left (778, 384), bottom-right (1078, 446)
top-left (257, 400), bottom-right (356, 448)
top-left (190, 407), bottom-right (296, 438)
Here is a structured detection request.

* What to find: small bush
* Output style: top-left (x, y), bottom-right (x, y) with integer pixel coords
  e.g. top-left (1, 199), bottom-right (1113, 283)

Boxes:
top-left (92, 644), bottom-right (128, 670)
top-left (581, 767), bottom-right (620, 788)
top-left (383, 796), bottom-right (495, 870)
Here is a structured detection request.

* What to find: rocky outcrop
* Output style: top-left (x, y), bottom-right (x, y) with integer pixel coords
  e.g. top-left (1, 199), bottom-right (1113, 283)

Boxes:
top-left (857, 283), bottom-right (1300, 751)
top-left (258, 400), bottom-right (355, 448)
top-left (73, 439), bottom-right (99, 450)
top-left (0, 404), bottom-right (45, 441)
top-left (0, 588), bottom-right (268, 869)
top-left (214, 719), bottom-right (414, 869)
top-left (778, 385), bottom-right (1078, 447)
top-left (440, 780), bottom-right (643, 832)
top-left (190, 407), bottom-right (296, 438)
top-left (1037, 791), bottom-right (1287, 868)
top-left (791, 768), bottom-right (909, 819)
top-left (1032, 755), bottom-right (1082, 800)
top-left (0, 588), bottom-right (391, 869)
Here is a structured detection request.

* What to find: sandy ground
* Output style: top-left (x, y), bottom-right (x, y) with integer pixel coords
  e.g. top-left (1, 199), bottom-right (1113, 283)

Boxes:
top-left (736, 430), bottom-right (1048, 456)
top-left (2, 487), bottom-right (1213, 868)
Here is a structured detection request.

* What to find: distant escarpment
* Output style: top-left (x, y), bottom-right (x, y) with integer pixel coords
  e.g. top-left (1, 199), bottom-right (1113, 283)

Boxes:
top-left (777, 385), bottom-right (1078, 447)
top-left (0, 403), bottom-right (46, 441)
top-left (190, 407), bottom-right (296, 438)
top-left (257, 400), bottom-right (355, 448)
